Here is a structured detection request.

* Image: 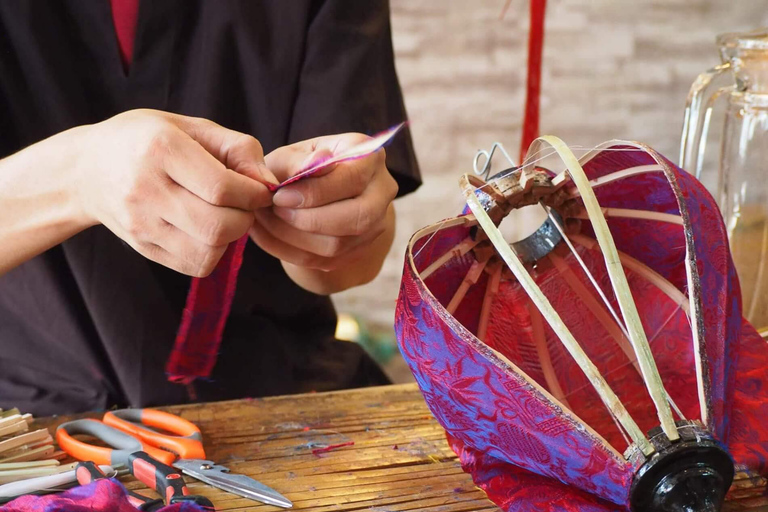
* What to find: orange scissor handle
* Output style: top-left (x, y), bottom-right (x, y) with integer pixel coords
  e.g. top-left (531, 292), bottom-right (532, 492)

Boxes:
top-left (103, 409), bottom-right (206, 461)
top-left (56, 419), bottom-right (176, 466)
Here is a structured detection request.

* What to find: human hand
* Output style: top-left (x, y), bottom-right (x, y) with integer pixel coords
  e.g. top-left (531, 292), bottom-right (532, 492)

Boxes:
top-left (75, 109), bottom-right (277, 276)
top-left (249, 133), bottom-right (398, 272)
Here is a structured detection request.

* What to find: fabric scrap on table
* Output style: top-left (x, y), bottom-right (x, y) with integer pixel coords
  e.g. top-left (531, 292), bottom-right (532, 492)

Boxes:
top-left (0, 478), bottom-right (205, 512)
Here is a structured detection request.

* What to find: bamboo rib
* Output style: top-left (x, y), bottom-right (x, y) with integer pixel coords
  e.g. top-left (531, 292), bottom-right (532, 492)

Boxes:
top-left (684, 244), bottom-right (710, 426)
top-left (541, 202), bottom-right (632, 338)
top-left (525, 299), bottom-right (571, 409)
top-left (547, 252), bottom-right (635, 363)
top-left (564, 164), bottom-right (665, 195)
top-left (572, 208), bottom-right (684, 226)
top-left (570, 235), bottom-right (689, 313)
top-left (420, 236), bottom-right (480, 280)
top-left (446, 260), bottom-right (488, 314)
top-left (477, 264), bottom-right (502, 341)
top-left (531, 135), bottom-right (679, 442)
top-left (462, 183), bottom-right (654, 455)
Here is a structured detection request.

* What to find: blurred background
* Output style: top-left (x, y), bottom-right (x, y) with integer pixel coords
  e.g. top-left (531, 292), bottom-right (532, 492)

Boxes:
top-left (332, 0), bottom-right (768, 383)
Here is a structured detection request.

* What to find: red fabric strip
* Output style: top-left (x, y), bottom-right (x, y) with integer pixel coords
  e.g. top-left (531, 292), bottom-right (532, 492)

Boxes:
top-left (109, 0), bottom-right (139, 71)
top-left (166, 235), bottom-right (249, 384)
top-left (519, 0), bottom-right (547, 162)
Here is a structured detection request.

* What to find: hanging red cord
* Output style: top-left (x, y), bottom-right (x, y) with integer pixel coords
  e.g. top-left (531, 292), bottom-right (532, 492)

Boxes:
top-left (519, 0), bottom-right (547, 162)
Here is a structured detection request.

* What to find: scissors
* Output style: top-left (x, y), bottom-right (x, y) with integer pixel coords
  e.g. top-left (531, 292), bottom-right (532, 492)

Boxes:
top-left (56, 409), bottom-right (293, 509)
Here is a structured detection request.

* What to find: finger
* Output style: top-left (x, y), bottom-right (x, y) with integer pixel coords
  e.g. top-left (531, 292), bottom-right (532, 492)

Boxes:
top-left (272, 152), bottom-right (380, 208)
top-left (248, 218), bottom-right (336, 271)
top-left (249, 218), bottom-right (372, 272)
top-left (272, 171), bottom-right (397, 237)
top-left (170, 115), bottom-right (279, 187)
top-left (253, 209), bottom-right (364, 258)
top-left (162, 183), bottom-right (253, 246)
top-left (162, 133), bottom-right (273, 211)
top-left (150, 220), bottom-right (228, 277)
top-left (133, 241), bottom-right (199, 276)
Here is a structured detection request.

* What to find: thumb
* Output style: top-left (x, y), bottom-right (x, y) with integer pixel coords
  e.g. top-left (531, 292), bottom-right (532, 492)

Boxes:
top-left (265, 144), bottom-right (335, 183)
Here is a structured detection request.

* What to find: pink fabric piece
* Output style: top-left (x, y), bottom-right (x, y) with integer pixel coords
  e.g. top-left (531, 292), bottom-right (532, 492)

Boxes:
top-left (0, 479), bottom-right (203, 512)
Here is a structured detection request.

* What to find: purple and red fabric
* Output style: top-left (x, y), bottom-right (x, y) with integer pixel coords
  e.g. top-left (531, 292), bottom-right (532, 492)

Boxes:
top-left (0, 479), bottom-right (204, 512)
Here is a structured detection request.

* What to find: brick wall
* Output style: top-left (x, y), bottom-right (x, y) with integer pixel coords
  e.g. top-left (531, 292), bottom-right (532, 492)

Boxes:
top-left (333, 0), bottom-right (768, 332)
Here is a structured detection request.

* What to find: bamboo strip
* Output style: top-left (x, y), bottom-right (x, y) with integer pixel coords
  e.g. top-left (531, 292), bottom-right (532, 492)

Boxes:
top-left (0, 460), bottom-right (59, 471)
top-left (0, 416), bottom-right (23, 429)
top-left (0, 439), bottom-right (54, 461)
top-left (0, 419), bottom-right (27, 440)
top-left (540, 202), bottom-right (632, 337)
top-left (446, 260), bottom-right (487, 314)
top-left (532, 135), bottom-right (678, 442)
top-left (570, 235), bottom-right (689, 312)
top-left (563, 164), bottom-right (665, 194)
top-left (525, 299), bottom-right (571, 408)
top-left (462, 178), bottom-right (654, 455)
top-left (572, 208), bottom-right (684, 225)
top-left (547, 251), bottom-right (636, 363)
top-left (420, 237), bottom-right (479, 280)
top-left (0, 446), bottom-right (55, 464)
top-left (0, 463), bottom-right (76, 485)
top-left (477, 263), bottom-right (502, 341)
top-left (0, 430), bottom-right (50, 455)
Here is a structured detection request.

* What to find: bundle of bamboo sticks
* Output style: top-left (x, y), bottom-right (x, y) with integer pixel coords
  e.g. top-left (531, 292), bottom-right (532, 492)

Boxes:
top-left (0, 408), bottom-right (70, 485)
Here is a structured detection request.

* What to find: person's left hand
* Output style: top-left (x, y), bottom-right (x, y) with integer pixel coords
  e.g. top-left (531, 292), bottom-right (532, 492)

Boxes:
top-left (250, 133), bottom-right (398, 271)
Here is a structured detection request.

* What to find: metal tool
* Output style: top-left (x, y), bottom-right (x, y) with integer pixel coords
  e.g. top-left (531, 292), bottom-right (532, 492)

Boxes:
top-left (174, 459), bottom-right (292, 508)
top-left (103, 408), bottom-right (293, 509)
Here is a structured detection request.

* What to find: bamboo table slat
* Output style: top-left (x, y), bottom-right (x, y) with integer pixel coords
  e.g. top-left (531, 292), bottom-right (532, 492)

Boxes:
top-left (33, 383), bottom-right (767, 511)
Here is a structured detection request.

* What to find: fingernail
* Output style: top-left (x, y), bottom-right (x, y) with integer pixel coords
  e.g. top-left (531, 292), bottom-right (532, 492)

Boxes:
top-left (273, 189), bottom-right (303, 208)
top-left (273, 206), bottom-right (296, 222)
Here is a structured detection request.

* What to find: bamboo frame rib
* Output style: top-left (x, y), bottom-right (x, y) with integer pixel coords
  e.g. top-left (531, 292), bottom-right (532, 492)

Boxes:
top-left (564, 164), bottom-right (665, 195)
top-left (570, 235), bottom-right (689, 313)
top-left (420, 236), bottom-right (479, 280)
top-left (572, 209), bottom-right (684, 226)
top-left (446, 260), bottom-right (488, 314)
top-left (530, 135), bottom-right (679, 442)
top-left (526, 299), bottom-right (571, 409)
top-left (477, 264), bottom-right (502, 341)
top-left (462, 181), bottom-right (654, 455)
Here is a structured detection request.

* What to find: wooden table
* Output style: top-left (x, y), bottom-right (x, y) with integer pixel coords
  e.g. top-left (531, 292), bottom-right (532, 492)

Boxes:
top-left (35, 383), bottom-right (767, 511)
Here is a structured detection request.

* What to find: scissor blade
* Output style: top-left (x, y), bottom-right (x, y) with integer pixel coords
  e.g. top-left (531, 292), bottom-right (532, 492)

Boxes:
top-left (173, 459), bottom-right (292, 509)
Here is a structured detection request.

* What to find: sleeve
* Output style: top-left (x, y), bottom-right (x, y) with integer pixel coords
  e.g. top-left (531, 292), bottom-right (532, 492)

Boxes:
top-left (287, 0), bottom-right (421, 197)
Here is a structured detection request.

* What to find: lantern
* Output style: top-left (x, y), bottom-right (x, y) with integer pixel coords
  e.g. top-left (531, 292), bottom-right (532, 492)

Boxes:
top-left (395, 137), bottom-right (768, 511)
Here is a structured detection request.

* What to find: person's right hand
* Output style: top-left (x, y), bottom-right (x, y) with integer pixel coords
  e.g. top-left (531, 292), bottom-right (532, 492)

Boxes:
top-left (75, 109), bottom-right (277, 276)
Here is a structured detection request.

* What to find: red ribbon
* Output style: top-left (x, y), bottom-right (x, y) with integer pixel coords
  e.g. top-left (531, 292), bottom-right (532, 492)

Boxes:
top-left (520, 0), bottom-right (547, 162)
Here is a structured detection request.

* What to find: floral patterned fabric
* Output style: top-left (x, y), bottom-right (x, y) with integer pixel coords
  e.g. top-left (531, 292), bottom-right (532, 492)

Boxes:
top-left (0, 479), bottom-right (203, 512)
